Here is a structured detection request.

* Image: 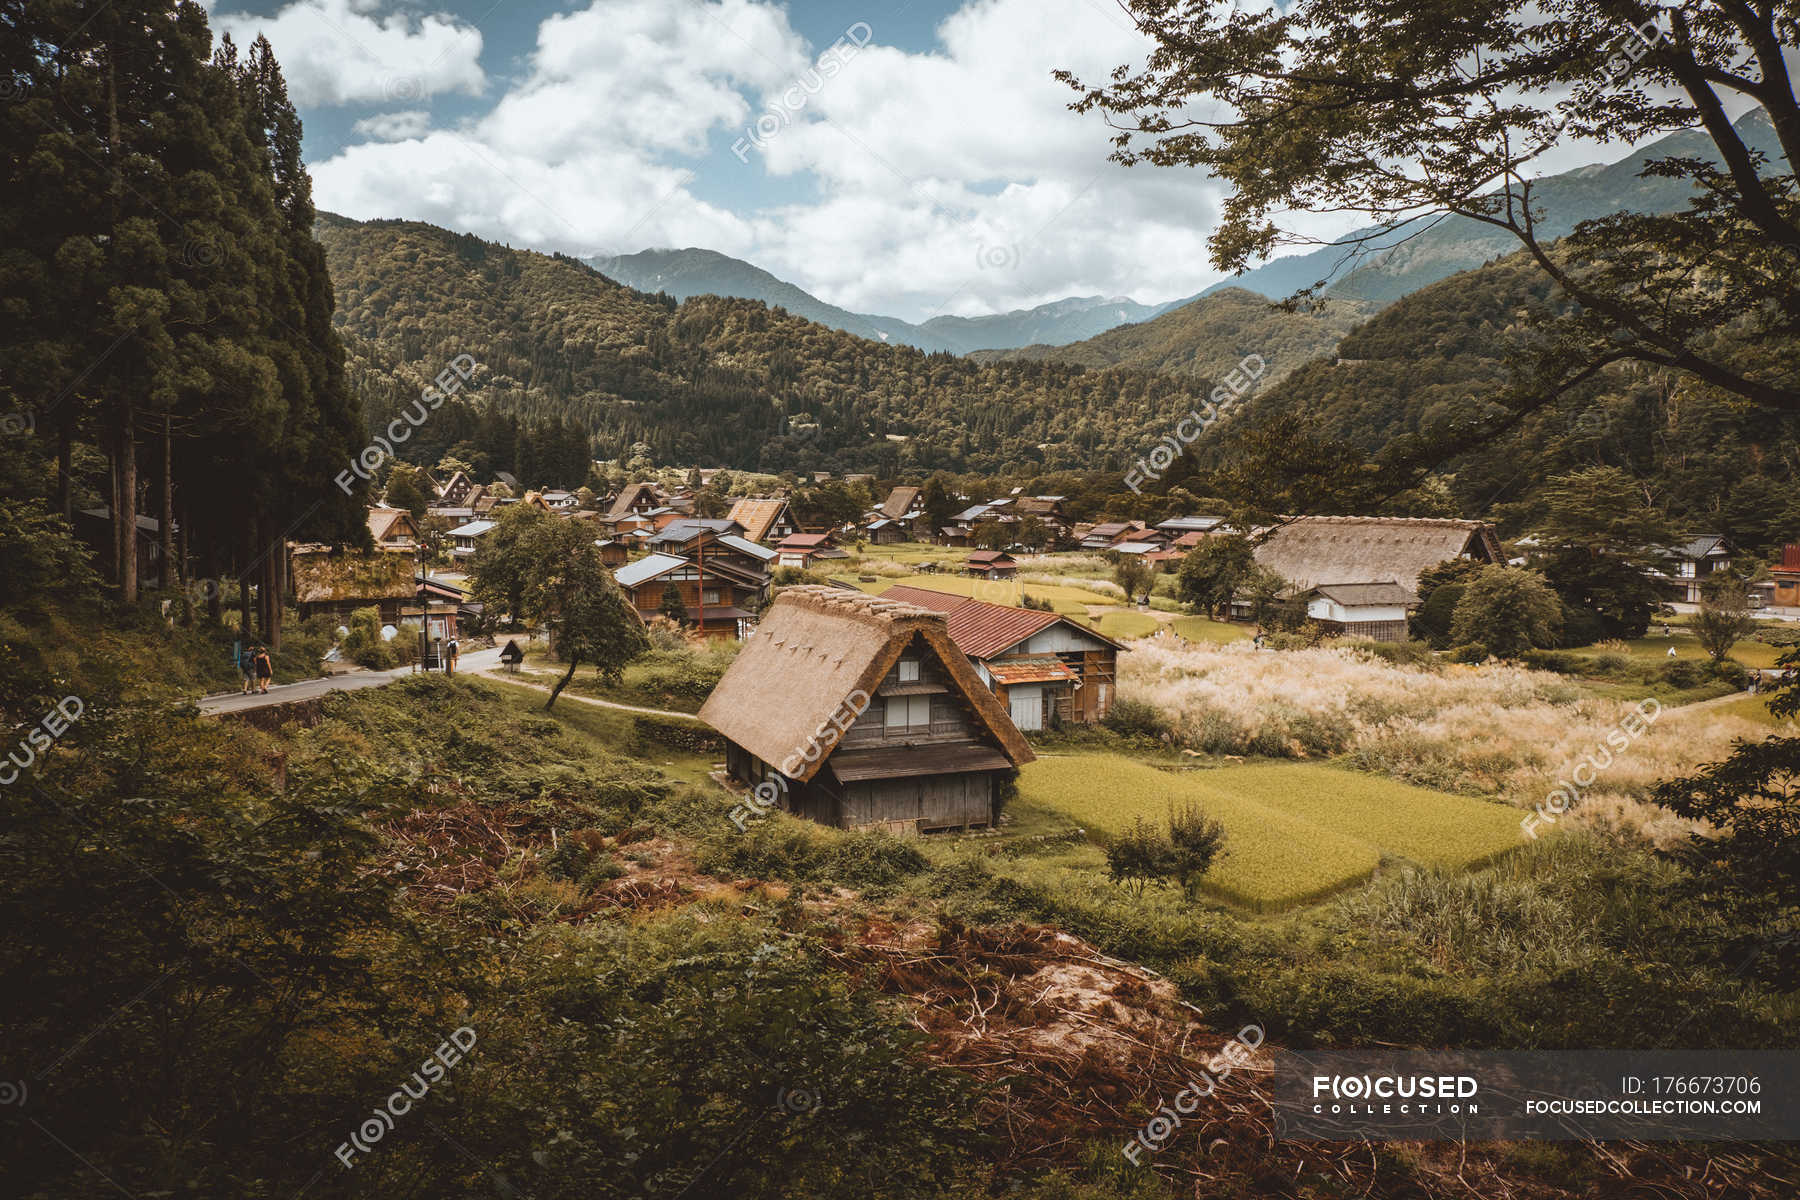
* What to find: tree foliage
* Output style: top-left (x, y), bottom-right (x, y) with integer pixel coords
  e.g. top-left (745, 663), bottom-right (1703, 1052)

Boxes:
top-left (1450, 566), bottom-right (1563, 658)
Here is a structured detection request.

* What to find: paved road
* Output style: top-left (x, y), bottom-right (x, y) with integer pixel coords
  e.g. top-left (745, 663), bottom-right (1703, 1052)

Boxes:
top-left (197, 647), bottom-right (504, 715)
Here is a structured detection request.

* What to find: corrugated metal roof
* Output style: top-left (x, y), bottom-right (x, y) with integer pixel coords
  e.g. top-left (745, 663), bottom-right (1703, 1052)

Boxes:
top-left (987, 656), bottom-right (1077, 685)
top-left (614, 553), bottom-right (689, 588)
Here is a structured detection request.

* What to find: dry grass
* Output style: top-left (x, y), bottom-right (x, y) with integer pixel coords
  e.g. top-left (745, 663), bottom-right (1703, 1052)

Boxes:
top-left (1119, 635), bottom-right (1778, 845)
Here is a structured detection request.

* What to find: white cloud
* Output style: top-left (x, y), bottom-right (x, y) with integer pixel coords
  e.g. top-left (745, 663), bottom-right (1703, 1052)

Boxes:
top-left (304, 0), bottom-right (1262, 319)
top-left (351, 109), bottom-right (431, 141)
top-left (210, 0), bottom-right (485, 107)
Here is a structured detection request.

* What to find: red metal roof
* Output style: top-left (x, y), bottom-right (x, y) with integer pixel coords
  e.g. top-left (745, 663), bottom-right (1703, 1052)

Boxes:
top-left (881, 584), bottom-right (1063, 659)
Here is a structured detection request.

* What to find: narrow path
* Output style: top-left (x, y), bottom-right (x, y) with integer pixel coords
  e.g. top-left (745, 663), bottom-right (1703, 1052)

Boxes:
top-left (473, 668), bottom-right (704, 720)
top-left (197, 648), bottom-right (504, 715)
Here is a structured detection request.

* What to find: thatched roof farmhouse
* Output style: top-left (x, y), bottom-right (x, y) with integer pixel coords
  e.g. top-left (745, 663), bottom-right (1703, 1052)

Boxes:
top-left (700, 586), bottom-right (1033, 834)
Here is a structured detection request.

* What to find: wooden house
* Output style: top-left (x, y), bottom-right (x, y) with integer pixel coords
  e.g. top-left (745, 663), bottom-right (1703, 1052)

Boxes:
top-left (1241, 516), bottom-right (1501, 626)
top-left (1298, 582), bottom-right (1414, 643)
top-left (448, 519), bottom-right (496, 560)
top-left (605, 481), bottom-right (668, 523)
top-left (436, 470), bottom-right (477, 506)
top-left (700, 587), bottom-right (1034, 834)
top-left (1649, 534), bottom-right (1732, 604)
top-left (594, 538), bottom-right (628, 567)
top-left (878, 485), bottom-right (921, 522)
top-left (289, 549), bottom-right (416, 625)
top-left (883, 585), bottom-right (1125, 729)
top-left (727, 497), bottom-right (800, 544)
top-left (1771, 544), bottom-right (1800, 608)
top-left (864, 517), bottom-right (908, 544)
top-left (776, 532), bottom-right (847, 569)
top-left (966, 550), bottom-right (1018, 579)
top-left (366, 506), bottom-right (419, 552)
top-left (613, 552), bottom-right (766, 639)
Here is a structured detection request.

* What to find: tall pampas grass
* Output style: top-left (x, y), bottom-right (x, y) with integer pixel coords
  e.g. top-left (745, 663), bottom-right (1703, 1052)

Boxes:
top-left (1119, 635), bottom-right (1776, 845)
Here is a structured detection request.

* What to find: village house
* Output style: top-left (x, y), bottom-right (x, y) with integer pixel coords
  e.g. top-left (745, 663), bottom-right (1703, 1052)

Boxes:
top-left (966, 550), bottom-right (1018, 579)
top-left (435, 470), bottom-right (477, 506)
top-left (613, 552), bottom-right (766, 639)
top-left (776, 532), bottom-right (847, 569)
top-left (366, 506), bottom-right (419, 552)
top-left (700, 587), bottom-right (1034, 834)
top-left (540, 489), bottom-right (580, 511)
top-left (594, 539), bottom-right (628, 567)
top-left (1297, 582), bottom-right (1415, 643)
top-left (1649, 534), bottom-right (1732, 604)
top-left (1077, 520), bottom-right (1147, 551)
top-left (728, 496), bottom-right (800, 544)
top-left (604, 481), bottom-right (669, 523)
top-left (447, 519), bottom-right (496, 560)
top-left (1770, 544), bottom-right (1800, 608)
top-left (882, 585), bottom-right (1125, 730)
top-left (1247, 516), bottom-right (1504, 632)
top-left (878, 485), bottom-right (921, 523)
top-left (289, 548), bottom-right (416, 625)
top-left (864, 517), bottom-right (907, 544)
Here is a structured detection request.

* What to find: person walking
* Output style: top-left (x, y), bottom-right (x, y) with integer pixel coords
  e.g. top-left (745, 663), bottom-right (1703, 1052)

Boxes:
top-left (236, 641), bottom-right (255, 695)
top-left (253, 645), bottom-right (274, 694)
top-left (445, 637), bottom-right (460, 677)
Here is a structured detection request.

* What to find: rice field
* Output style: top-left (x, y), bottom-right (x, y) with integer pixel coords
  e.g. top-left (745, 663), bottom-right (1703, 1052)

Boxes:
top-left (1086, 610), bottom-right (1161, 640)
top-left (1168, 615), bottom-right (1250, 644)
top-left (1117, 637), bottom-right (1779, 848)
top-left (1572, 631), bottom-right (1784, 669)
top-left (1019, 754), bottom-right (1521, 909)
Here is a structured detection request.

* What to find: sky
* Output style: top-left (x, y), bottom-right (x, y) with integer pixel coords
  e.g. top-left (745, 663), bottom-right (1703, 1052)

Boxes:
top-left (202, 0), bottom-right (1648, 324)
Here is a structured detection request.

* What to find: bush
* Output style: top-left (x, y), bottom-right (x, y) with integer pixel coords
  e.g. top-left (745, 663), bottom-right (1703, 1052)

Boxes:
top-left (1660, 658), bottom-right (1705, 689)
top-left (1166, 804), bottom-right (1228, 899)
top-left (1449, 642), bottom-right (1489, 664)
top-left (1348, 639), bottom-right (1438, 668)
top-left (1101, 697), bottom-right (1170, 740)
top-left (629, 714), bottom-right (723, 755)
top-left (1104, 817), bottom-right (1173, 896)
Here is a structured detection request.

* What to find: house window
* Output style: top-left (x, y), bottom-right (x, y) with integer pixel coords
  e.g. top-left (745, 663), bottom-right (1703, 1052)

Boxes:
top-left (884, 695), bottom-right (931, 730)
top-left (702, 589), bottom-right (721, 605)
top-left (897, 658), bottom-right (919, 683)
top-left (1679, 562), bottom-right (1695, 578)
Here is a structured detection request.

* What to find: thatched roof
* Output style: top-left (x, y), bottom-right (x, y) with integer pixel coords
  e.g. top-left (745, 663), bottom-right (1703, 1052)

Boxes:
top-left (1254, 516), bottom-right (1499, 593)
top-left (290, 551), bottom-right (414, 604)
top-left (699, 585), bottom-right (1033, 783)
top-left (727, 497), bottom-right (790, 543)
top-left (880, 485), bottom-right (921, 520)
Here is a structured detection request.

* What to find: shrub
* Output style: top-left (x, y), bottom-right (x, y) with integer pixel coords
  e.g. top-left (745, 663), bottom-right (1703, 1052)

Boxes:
top-left (1104, 817), bottom-right (1173, 896)
top-left (1166, 804), bottom-right (1228, 898)
top-left (1101, 697), bottom-right (1170, 740)
top-left (629, 714), bottom-right (723, 755)
top-left (1349, 639), bottom-right (1437, 668)
top-left (1448, 642), bottom-right (1489, 664)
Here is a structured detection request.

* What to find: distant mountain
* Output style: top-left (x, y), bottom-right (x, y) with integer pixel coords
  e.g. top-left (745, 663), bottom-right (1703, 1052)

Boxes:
top-left (1198, 112), bottom-right (1779, 305)
top-left (317, 214), bottom-right (1233, 477)
top-left (970, 287), bottom-right (1374, 386)
top-left (588, 247), bottom-right (1168, 354)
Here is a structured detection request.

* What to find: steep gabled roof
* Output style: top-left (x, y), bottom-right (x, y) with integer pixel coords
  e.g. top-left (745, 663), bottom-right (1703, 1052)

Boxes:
top-left (880, 485), bottom-right (921, 520)
top-left (366, 507), bottom-right (414, 544)
top-left (606, 482), bottom-right (663, 521)
top-left (1254, 516), bottom-right (1500, 593)
top-left (699, 586), bottom-right (1032, 783)
top-left (881, 584), bottom-right (1125, 659)
top-left (727, 497), bottom-right (792, 543)
top-left (1307, 581), bottom-right (1415, 607)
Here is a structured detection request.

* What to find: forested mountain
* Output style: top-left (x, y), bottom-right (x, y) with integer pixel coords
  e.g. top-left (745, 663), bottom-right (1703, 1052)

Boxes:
top-left (1196, 113), bottom-right (1782, 305)
top-left (590, 247), bottom-right (1168, 353)
top-left (1187, 252), bottom-right (1800, 555)
top-left (320, 216), bottom-right (1227, 478)
top-left (969, 288), bottom-right (1372, 385)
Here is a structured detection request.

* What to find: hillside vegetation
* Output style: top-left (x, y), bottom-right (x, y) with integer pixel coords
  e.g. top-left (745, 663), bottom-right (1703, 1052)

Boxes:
top-left (318, 215), bottom-right (1230, 477)
top-left (971, 287), bottom-right (1371, 386)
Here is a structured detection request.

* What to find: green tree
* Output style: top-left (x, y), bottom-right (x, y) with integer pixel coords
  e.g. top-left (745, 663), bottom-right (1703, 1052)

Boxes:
top-left (1166, 804), bottom-right (1227, 900)
top-left (1450, 566), bottom-right (1562, 658)
top-left (1521, 468), bottom-right (1678, 642)
top-left (522, 521), bottom-right (649, 708)
top-left (469, 503), bottom-right (552, 627)
top-left (1177, 534), bottom-right (1257, 618)
top-left (1653, 648), bottom-right (1800, 987)
top-left (384, 464), bottom-right (430, 523)
top-left (658, 578), bottom-right (690, 626)
top-left (1063, 0), bottom-right (1800, 500)
top-left (1692, 573), bottom-right (1757, 662)
top-left (1104, 817), bottom-right (1173, 897)
top-left (1111, 554), bottom-right (1154, 605)
top-left (969, 518), bottom-right (1009, 551)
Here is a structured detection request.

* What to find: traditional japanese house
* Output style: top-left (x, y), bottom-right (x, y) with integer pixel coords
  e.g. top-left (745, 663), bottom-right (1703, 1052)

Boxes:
top-left (700, 587), bottom-right (1034, 834)
top-left (882, 585), bottom-right (1126, 729)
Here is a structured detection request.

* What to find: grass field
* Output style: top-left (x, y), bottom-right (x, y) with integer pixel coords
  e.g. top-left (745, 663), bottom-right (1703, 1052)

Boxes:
top-left (834, 574), bottom-right (1120, 618)
top-left (1019, 753), bottom-right (1524, 910)
top-left (1676, 692), bottom-right (1792, 728)
top-left (1169, 615), bottom-right (1251, 644)
top-left (1086, 610), bottom-right (1161, 639)
top-left (1574, 631), bottom-right (1784, 669)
